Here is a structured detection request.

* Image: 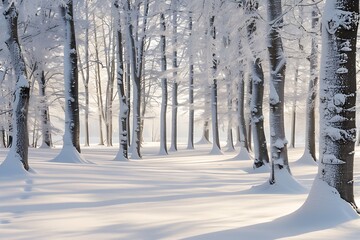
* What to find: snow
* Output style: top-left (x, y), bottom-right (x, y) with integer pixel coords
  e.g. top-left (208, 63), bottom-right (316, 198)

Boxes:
top-left (1, 143), bottom-right (360, 239)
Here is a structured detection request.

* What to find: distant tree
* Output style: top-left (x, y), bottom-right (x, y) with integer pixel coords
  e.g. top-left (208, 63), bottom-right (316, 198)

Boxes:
top-left (187, 11), bottom-right (195, 150)
top-left (298, 1), bottom-right (320, 163)
top-left (209, 2), bottom-right (221, 154)
top-left (169, 0), bottom-right (179, 152)
top-left (159, 11), bottom-right (168, 155)
top-left (316, 0), bottom-right (359, 208)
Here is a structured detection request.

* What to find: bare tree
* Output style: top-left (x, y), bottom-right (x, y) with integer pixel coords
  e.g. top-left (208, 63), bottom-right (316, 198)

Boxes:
top-left (114, 0), bottom-right (129, 160)
top-left (159, 11), bottom-right (168, 155)
top-left (1, 0), bottom-right (31, 171)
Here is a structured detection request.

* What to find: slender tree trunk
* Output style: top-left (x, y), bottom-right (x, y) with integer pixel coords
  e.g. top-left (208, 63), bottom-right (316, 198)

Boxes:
top-left (246, 72), bottom-right (252, 151)
top-left (237, 69), bottom-right (248, 151)
top-left (159, 12), bottom-right (168, 155)
top-left (93, 14), bottom-right (105, 146)
top-left (170, 1), bottom-right (178, 152)
top-left (317, 0), bottom-right (358, 208)
top-left (126, 61), bottom-right (131, 146)
top-left (102, 18), bottom-right (115, 147)
top-left (39, 70), bottom-right (52, 148)
top-left (290, 63), bottom-right (298, 148)
top-left (170, 82), bottom-right (178, 151)
top-left (83, 0), bottom-right (90, 147)
top-left (187, 12), bottom-right (194, 150)
top-left (114, 0), bottom-right (128, 160)
top-left (226, 79), bottom-right (235, 151)
top-left (209, 14), bottom-right (221, 153)
top-left (300, 2), bottom-right (319, 162)
top-left (245, 0), bottom-right (269, 167)
top-left (2, 1), bottom-right (30, 170)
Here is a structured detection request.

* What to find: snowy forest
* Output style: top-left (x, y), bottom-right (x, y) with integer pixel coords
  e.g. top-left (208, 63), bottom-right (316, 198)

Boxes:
top-left (1, 0), bottom-right (360, 239)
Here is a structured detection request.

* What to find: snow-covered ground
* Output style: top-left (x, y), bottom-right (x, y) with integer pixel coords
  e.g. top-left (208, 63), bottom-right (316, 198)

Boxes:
top-left (1, 143), bottom-right (360, 239)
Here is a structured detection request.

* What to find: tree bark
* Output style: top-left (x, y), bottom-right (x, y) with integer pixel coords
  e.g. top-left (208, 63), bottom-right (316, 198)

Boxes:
top-left (209, 13), bottom-right (221, 153)
top-left (187, 12), bottom-right (194, 150)
top-left (93, 13), bottom-right (105, 146)
top-left (39, 70), bottom-right (52, 148)
top-left (300, 2), bottom-right (319, 162)
top-left (267, 0), bottom-right (290, 184)
top-left (125, 0), bottom-right (149, 159)
top-left (318, 0), bottom-right (358, 208)
top-left (170, 1), bottom-right (178, 152)
top-left (114, 0), bottom-right (128, 160)
top-left (61, 0), bottom-right (80, 153)
top-left (159, 12), bottom-right (168, 155)
top-left (245, 0), bottom-right (269, 167)
top-left (3, 1), bottom-right (31, 170)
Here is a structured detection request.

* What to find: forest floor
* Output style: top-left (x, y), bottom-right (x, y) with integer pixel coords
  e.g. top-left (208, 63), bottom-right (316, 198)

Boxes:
top-left (1, 142), bottom-right (360, 239)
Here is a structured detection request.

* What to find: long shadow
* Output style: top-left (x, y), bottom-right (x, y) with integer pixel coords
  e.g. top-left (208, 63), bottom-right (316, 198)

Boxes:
top-left (184, 212), bottom-right (355, 240)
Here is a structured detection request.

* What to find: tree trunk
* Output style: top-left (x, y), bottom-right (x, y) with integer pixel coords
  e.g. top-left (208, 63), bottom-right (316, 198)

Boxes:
top-left (290, 64), bottom-right (298, 148)
top-left (246, 72), bottom-right (252, 151)
top-left (39, 70), bottom-right (52, 148)
top-left (93, 13), bottom-right (105, 146)
top-left (170, 2), bottom-right (178, 152)
top-left (114, 0), bottom-right (128, 160)
top-left (159, 12), bottom-right (168, 155)
top-left (187, 12), bottom-right (194, 150)
top-left (62, 0), bottom-right (80, 153)
top-left (245, 0), bottom-right (269, 167)
top-left (83, 0), bottom-right (90, 147)
top-left (267, 0), bottom-right (290, 184)
top-left (226, 79), bottom-right (235, 151)
top-left (317, 0), bottom-right (358, 208)
top-left (300, 2), bottom-right (319, 162)
top-left (2, 1), bottom-right (30, 170)
top-left (125, 0), bottom-right (149, 159)
top-left (170, 82), bottom-right (178, 151)
top-left (209, 14), bottom-right (221, 153)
